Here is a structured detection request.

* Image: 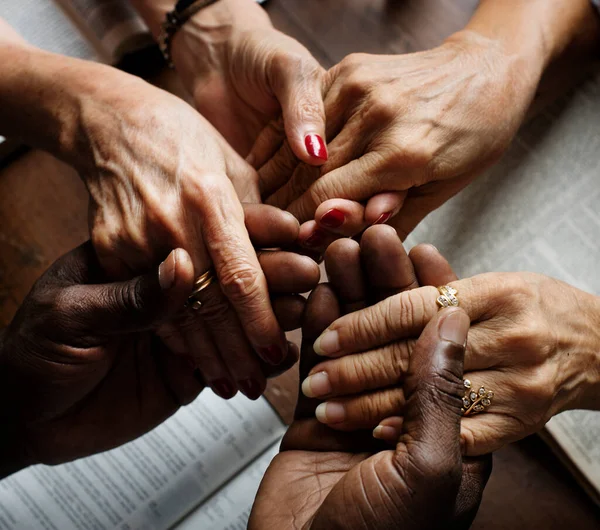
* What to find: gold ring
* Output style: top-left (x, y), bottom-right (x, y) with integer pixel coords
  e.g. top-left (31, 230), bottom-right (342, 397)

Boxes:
top-left (187, 269), bottom-right (216, 310)
top-left (461, 379), bottom-right (493, 416)
top-left (436, 285), bottom-right (459, 309)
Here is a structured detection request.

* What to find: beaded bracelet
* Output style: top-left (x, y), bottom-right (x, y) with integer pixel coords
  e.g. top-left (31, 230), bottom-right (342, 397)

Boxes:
top-left (158, 0), bottom-right (220, 67)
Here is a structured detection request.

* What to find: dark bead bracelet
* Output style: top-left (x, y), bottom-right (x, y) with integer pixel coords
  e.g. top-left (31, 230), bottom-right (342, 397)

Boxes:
top-left (158, 0), bottom-right (220, 67)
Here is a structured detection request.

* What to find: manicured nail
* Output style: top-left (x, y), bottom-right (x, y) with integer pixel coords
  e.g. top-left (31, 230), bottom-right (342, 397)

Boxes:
top-left (315, 402), bottom-right (346, 424)
top-left (439, 310), bottom-right (470, 346)
top-left (212, 378), bottom-right (236, 399)
top-left (320, 208), bottom-right (345, 229)
top-left (158, 249), bottom-right (178, 290)
top-left (373, 425), bottom-right (399, 441)
top-left (301, 371), bottom-right (332, 398)
top-left (374, 212), bottom-right (392, 225)
top-left (238, 378), bottom-right (263, 400)
top-left (313, 329), bottom-right (340, 356)
top-left (305, 134), bottom-right (328, 161)
top-left (259, 345), bottom-right (285, 365)
top-left (303, 228), bottom-right (327, 248)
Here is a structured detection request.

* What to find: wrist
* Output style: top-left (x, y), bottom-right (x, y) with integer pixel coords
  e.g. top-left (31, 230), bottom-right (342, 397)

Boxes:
top-left (561, 290), bottom-right (600, 413)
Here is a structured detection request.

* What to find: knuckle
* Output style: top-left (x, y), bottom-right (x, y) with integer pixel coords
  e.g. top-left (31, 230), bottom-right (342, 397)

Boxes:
top-left (366, 92), bottom-right (399, 124)
top-left (219, 264), bottom-right (264, 305)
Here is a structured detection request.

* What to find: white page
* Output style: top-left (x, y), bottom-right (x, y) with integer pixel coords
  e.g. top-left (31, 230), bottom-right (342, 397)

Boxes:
top-left (0, 0), bottom-right (99, 60)
top-left (0, 391), bottom-right (285, 530)
top-left (175, 439), bottom-right (281, 530)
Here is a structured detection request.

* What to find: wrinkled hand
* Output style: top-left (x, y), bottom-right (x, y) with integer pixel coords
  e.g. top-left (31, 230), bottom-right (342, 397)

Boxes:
top-left (259, 30), bottom-right (538, 249)
top-left (310, 254), bottom-right (600, 455)
top-left (0, 215), bottom-right (313, 471)
top-left (171, 0), bottom-right (327, 163)
top-left (76, 72), bottom-right (308, 399)
top-left (249, 229), bottom-right (490, 528)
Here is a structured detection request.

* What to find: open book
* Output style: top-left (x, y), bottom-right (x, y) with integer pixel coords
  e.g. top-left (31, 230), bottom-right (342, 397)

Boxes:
top-left (0, 390), bottom-right (286, 529)
top-left (405, 68), bottom-right (600, 506)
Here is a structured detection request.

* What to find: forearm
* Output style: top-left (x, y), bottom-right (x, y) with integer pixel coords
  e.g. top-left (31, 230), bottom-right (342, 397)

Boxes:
top-left (452, 0), bottom-right (600, 90)
top-left (0, 19), bottom-right (147, 171)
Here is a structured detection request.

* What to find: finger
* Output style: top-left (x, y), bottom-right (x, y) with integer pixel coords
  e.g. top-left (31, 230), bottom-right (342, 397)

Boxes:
top-left (364, 191), bottom-right (406, 226)
top-left (452, 455), bottom-right (493, 530)
top-left (312, 273), bottom-right (501, 358)
top-left (323, 238), bottom-right (366, 313)
top-left (201, 181), bottom-right (288, 364)
top-left (409, 244), bottom-right (459, 286)
top-left (301, 340), bottom-right (413, 400)
top-left (395, 308), bottom-right (469, 480)
top-left (271, 295), bottom-right (306, 331)
top-left (297, 220), bottom-right (341, 252)
top-left (315, 199), bottom-right (367, 236)
top-left (314, 387), bottom-right (405, 431)
top-left (286, 151), bottom-right (386, 223)
top-left (65, 248), bottom-right (194, 337)
top-left (360, 225), bottom-right (419, 302)
top-left (259, 250), bottom-right (320, 294)
top-left (265, 162), bottom-right (321, 214)
top-left (247, 117), bottom-right (286, 171)
top-left (296, 284), bottom-right (342, 419)
top-left (175, 314), bottom-right (238, 400)
top-left (261, 341), bottom-right (300, 380)
top-left (271, 57), bottom-right (328, 165)
top-left (258, 140), bottom-right (303, 202)
top-left (244, 203), bottom-right (300, 248)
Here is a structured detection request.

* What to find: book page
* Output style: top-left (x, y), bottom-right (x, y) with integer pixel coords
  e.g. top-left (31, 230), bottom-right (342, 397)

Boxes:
top-left (0, 391), bottom-right (285, 530)
top-left (404, 71), bottom-right (600, 496)
top-left (0, 0), bottom-right (99, 60)
top-left (175, 439), bottom-right (281, 529)
top-left (546, 412), bottom-right (600, 504)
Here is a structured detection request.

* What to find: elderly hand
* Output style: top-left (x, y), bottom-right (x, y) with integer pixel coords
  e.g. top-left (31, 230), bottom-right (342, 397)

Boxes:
top-left (169, 0), bottom-right (327, 163)
top-left (0, 206), bottom-right (313, 476)
top-left (308, 238), bottom-right (600, 455)
top-left (249, 251), bottom-right (490, 529)
top-left (258, 29), bottom-right (538, 249)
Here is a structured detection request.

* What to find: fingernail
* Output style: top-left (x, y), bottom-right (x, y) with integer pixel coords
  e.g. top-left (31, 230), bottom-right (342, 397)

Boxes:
top-left (305, 134), bottom-right (328, 161)
top-left (303, 228), bottom-right (327, 248)
top-left (301, 371), bottom-right (332, 398)
top-left (439, 310), bottom-right (470, 346)
top-left (158, 249), bottom-right (177, 290)
top-left (320, 209), bottom-right (345, 229)
top-left (313, 329), bottom-right (340, 356)
top-left (212, 378), bottom-right (236, 399)
top-left (238, 378), bottom-right (263, 400)
top-left (259, 345), bottom-right (285, 365)
top-left (373, 425), bottom-right (399, 441)
top-left (315, 402), bottom-right (345, 424)
top-left (374, 212), bottom-right (392, 225)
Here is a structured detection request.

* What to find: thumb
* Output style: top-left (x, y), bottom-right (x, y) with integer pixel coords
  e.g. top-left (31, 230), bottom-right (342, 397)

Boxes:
top-left (396, 307), bottom-right (470, 475)
top-left (73, 248), bottom-right (194, 336)
top-left (271, 52), bottom-right (328, 166)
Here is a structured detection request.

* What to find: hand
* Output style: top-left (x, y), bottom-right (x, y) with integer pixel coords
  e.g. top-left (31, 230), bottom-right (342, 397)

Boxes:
top-left (309, 259), bottom-right (600, 455)
top-left (0, 216), bottom-right (313, 475)
top-left (249, 235), bottom-right (490, 528)
top-left (77, 71), bottom-right (302, 398)
top-left (170, 0), bottom-right (327, 164)
top-left (259, 30), bottom-right (539, 249)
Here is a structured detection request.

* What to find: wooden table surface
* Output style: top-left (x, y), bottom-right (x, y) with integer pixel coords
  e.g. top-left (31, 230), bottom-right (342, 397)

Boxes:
top-left (1, 0), bottom-right (599, 527)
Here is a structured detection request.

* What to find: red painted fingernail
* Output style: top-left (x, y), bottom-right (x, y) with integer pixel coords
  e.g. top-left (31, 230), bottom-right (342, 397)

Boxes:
top-left (259, 345), bottom-right (285, 365)
top-left (303, 228), bottom-right (327, 248)
top-left (374, 212), bottom-right (392, 225)
top-left (239, 378), bottom-right (263, 400)
top-left (212, 378), bottom-right (236, 399)
top-left (305, 134), bottom-right (328, 161)
top-left (320, 208), bottom-right (345, 229)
